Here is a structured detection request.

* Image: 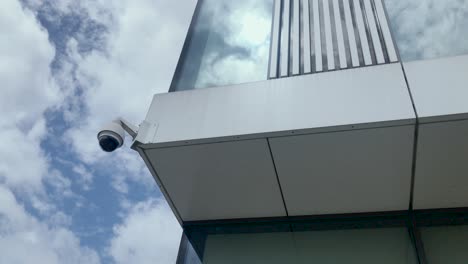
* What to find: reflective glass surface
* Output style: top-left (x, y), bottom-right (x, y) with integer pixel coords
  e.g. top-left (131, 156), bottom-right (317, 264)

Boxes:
top-left (385, 0), bottom-right (468, 61)
top-left (171, 0), bottom-right (274, 91)
top-left (179, 227), bottom-right (417, 264)
top-left (421, 225), bottom-right (468, 264)
top-left (203, 228), bottom-right (417, 264)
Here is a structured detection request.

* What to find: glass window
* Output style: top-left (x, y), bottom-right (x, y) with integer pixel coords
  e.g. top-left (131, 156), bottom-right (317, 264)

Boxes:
top-left (384, 0), bottom-right (468, 61)
top-left (171, 0), bottom-right (274, 91)
top-left (181, 227), bottom-right (417, 264)
top-left (421, 225), bottom-right (468, 264)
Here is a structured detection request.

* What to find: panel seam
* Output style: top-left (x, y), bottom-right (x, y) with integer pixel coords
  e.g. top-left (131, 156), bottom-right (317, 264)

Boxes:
top-left (267, 138), bottom-right (290, 217)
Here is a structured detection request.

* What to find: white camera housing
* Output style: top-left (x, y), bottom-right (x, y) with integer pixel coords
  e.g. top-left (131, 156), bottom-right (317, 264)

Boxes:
top-left (97, 119), bottom-right (138, 152)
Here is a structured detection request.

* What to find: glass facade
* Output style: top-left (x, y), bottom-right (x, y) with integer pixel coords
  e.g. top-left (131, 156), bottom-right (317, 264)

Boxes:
top-left (171, 0), bottom-right (274, 91)
top-left (171, 1), bottom-right (468, 262)
top-left (171, 0), bottom-right (468, 92)
top-left (178, 210), bottom-right (468, 263)
top-left (177, 213), bottom-right (421, 263)
top-left (203, 228), bottom-right (417, 264)
top-left (421, 225), bottom-right (468, 264)
top-left (384, 0), bottom-right (468, 62)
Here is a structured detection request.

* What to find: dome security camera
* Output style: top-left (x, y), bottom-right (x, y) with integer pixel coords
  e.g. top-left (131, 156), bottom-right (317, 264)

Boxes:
top-left (97, 119), bottom-right (138, 152)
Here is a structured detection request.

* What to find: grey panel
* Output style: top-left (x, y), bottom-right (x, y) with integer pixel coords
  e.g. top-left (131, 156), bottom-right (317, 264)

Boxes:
top-left (414, 119), bottom-right (468, 210)
top-left (146, 139), bottom-right (286, 221)
top-left (144, 64), bottom-right (414, 146)
top-left (270, 125), bottom-right (414, 215)
top-left (405, 55), bottom-right (468, 123)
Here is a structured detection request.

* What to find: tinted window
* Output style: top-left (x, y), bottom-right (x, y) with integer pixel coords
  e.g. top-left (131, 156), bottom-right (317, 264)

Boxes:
top-left (171, 0), bottom-right (274, 91)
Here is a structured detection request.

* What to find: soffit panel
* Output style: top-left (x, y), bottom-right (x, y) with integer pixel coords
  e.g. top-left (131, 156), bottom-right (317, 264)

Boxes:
top-left (145, 139), bottom-right (286, 221)
top-left (270, 125), bottom-right (414, 216)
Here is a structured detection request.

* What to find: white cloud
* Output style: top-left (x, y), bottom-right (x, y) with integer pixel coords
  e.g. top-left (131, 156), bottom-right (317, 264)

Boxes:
top-left (0, 0), bottom-right (61, 192)
top-left (60, 0), bottom-right (197, 191)
top-left (0, 1), bottom-right (99, 263)
top-left (72, 164), bottom-right (94, 191)
top-left (0, 185), bottom-right (100, 264)
top-left (109, 198), bottom-right (182, 264)
top-left (386, 0), bottom-right (468, 61)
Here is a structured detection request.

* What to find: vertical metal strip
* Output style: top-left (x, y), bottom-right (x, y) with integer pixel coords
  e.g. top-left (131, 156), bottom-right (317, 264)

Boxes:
top-left (374, 0), bottom-right (398, 62)
top-left (333, 0), bottom-right (347, 69)
top-left (323, 0), bottom-right (335, 70)
top-left (352, 0), bottom-right (372, 65)
top-left (269, 0), bottom-right (282, 79)
top-left (370, 0), bottom-right (389, 63)
top-left (280, 0), bottom-right (291, 77)
top-left (288, 0), bottom-right (294, 76)
top-left (292, 0), bottom-right (301, 75)
top-left (303, 0), bottom-right (312, 73)
top-left (338, 0), bottom-right (353, 68)
top-left (329, 0), bottom-right (341, 69)
top-left (342, 0), bottom-right (360, 67)
top-left (313, 0), bottom-right (323, 72)
top-left (363, 0), bottom-right (385, 63)
top-left (359, 0), bottom-right (377, 64)
top-left (299, 0), bottom-right (304, 74)
top-left (349, 0), bottom-right (365, 66)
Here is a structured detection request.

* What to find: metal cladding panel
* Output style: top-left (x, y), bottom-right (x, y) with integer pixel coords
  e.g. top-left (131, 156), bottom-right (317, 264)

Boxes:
top-left (413, 120), bottom-right (468, 210)
top-left (143, 64), bottom-right (414, 147)
top-left (270, 125), bottom-right (414, 216)
top-left (404, 55), bottom-right (468, 123)
top-left (268, 0), bottom-right (398, 78)
top-left (407, 55), bottom-right (468, 210)
top-left (145, 139), bottom-right (287, 221)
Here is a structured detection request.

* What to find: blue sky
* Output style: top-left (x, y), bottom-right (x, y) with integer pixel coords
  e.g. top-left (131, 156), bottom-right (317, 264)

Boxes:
top-left (1, 0), bottom-right (468, 263)
top-left (0, 0), bottom-right (196, 263)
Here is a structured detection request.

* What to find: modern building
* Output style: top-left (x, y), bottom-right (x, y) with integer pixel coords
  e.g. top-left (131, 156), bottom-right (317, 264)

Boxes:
top-left (126, 0), bottom-right (468, 263)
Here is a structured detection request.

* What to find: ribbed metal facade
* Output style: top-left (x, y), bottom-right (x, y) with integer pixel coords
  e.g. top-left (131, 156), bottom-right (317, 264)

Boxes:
top-left (268, 0), bottom-right (399, 79)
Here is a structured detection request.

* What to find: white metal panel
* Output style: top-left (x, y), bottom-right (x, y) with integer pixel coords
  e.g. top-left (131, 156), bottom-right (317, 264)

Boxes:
top-left (405, 55), bottom-right (468, 123)
top-left (269, 0), bottom-right (282, 78)
top-left (364, 0), bottom-right (385, 63)
top-left (303, 0), bottom-right (312, 73)
top-left (343, 0), bottom-right (360, 66)
top-left (145, 139), bottom-right (286, 221)
top-left (414, 119), bottom-right (468, 209)
top-left (353, 0), bottom-right (372, 65)
top-left (374, 0), bottom-right (398, 62)
top-left (281, 0), bottom-right (291, 77)
top-left (144, 64), bottom-right (415, 146)
top-left (270, 125), bottom-right (414, 215)
top-left (323, 0), bottom-right (335, 70)
top-left (313, 0), bottom-right (323, 72)
top-left (292, 0), bottom-right (300, 75)
top-left (333, 0), bottom-right (347, 69)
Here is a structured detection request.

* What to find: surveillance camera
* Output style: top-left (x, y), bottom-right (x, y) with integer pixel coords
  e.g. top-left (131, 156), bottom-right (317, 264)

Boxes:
top-left (97, 120), bottom-right (125, 152)
top-left (97, 118), bottom-right (139, 152)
